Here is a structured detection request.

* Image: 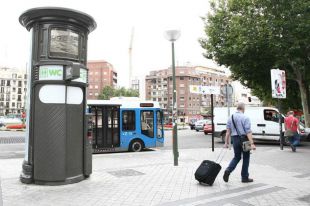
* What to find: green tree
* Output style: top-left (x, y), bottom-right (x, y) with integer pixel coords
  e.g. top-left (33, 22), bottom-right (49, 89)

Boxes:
top-left (98, 86), bottom-right (115, 100)
top-left (200, 0), bottom-right (310, 126)
top-left (98, 86), bottom-right (139, 100)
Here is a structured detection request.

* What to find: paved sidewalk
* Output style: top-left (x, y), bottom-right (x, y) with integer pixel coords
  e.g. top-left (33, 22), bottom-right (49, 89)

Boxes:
top-left (0, 147), bottom-right (310, 206)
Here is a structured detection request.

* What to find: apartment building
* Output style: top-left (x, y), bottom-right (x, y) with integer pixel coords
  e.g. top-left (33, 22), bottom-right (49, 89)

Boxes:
top-left (87, 60), bottom-right (117, 99)
top-left (0, 67), bottom-right (27, 116)
top-left (145, 66), bottom-right (231, 123)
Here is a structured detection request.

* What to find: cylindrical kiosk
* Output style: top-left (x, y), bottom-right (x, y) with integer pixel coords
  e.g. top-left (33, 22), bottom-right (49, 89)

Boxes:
top-left (19, 7), bottom-right (96, 185)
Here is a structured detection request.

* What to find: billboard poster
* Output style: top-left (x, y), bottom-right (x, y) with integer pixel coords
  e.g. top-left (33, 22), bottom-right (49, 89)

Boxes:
top-left (50, 28), bottom-right (79, 59)
top-left (271, 69), bottom-right (286, 99)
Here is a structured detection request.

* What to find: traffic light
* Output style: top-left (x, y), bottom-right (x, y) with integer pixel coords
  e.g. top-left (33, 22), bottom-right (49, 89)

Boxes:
top-left (248, 97), bottom-right (252, 102)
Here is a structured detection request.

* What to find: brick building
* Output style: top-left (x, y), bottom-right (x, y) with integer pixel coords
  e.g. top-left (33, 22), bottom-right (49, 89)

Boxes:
top-left (87, 60), bottom-right (117, 99)
top-left (0, 67), bottom-right (27, 116)
top-left (145, 66), bottom-right (231, 123)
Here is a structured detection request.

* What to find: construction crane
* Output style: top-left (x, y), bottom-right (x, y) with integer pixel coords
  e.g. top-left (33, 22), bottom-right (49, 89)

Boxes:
top-left (128, 27), bottom-right (135, 89)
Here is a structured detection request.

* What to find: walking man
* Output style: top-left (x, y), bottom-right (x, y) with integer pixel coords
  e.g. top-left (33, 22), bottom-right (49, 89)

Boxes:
top-left (284, 111), bottom-right (300, 152)
top-left (223, 102), bottom-right (256, 183)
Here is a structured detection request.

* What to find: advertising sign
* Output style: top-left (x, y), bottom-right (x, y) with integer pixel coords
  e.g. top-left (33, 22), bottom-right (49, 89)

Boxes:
top-left (50, 28), bottom-right (79, 59)
top-left (271, 69), bottom-right (286, 99)
top-left (189, 85), bottom-right (220, 95)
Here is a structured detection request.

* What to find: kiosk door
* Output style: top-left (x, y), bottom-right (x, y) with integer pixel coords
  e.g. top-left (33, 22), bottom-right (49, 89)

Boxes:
top-left (33, 84), bottom-right (84, 182)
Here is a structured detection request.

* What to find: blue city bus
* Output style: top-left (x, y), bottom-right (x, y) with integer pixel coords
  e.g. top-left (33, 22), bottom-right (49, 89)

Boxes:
top-left (87, 100), bottom-right (164, 153)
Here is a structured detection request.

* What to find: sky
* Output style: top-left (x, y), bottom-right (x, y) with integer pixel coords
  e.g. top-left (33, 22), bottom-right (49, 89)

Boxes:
top-left (0, 0), bottom-right (222, 87)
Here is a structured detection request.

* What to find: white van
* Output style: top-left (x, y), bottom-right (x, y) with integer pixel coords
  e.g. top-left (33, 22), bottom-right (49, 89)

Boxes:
top-left (214, 107), bottom-right (283, 142)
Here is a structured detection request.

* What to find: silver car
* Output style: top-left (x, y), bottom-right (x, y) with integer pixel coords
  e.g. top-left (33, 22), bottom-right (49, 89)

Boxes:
top-left (194, 119), bottom-right (211, 132)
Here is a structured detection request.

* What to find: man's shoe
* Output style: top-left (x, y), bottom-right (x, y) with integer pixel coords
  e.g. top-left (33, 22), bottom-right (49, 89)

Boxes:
top-left (242, 178), bottom-right (254, 183)
top-left (290, 145), bottom-right (296, 152)
top-left (223, 170), bottom-right (230, 182)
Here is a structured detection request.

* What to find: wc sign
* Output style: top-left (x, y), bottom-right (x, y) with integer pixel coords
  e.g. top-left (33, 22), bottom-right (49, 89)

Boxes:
top-left (39, 65), bottom-right (63, 80)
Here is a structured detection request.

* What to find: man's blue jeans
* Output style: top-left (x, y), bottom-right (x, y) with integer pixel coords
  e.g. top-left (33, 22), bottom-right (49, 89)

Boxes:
top-left (288, 133), bottom-right (300, 147)
top-left (226, 135), bottom-right (250, 180)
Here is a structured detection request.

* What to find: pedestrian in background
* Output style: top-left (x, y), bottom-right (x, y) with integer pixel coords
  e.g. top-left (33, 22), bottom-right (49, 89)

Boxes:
top-left (284, 111), bottom-right (300, 152)
top-left (223, 102), bottom-right (256, 183)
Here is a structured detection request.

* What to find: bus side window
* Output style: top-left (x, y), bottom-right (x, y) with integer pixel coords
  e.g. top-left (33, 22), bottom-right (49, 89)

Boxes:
top-left (122, 110), bottom-right (135, 131)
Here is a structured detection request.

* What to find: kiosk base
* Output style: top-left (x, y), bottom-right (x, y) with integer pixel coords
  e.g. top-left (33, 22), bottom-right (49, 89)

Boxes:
top-left (20, 161), bottom-right (88, 185)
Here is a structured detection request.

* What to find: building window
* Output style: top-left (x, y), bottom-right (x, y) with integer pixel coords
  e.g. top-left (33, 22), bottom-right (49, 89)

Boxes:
top-left (153, 98), bottom-right (156, 101)
top-left (89, 85), bottom-right (93, 89)
top-left (180, 97), bottom-right (185, 100)
top-left (12, 102), bottom-right (15, 107)
top-left (17, 95), bottom-right (21, 101)
top-left (6, 80), bottom-right (10, 86)
top-left (18, 88), bottom-right (22, 94)
top-left (18, 81), bottom-right (22, 87)
top-left (12, 74), bottom-right (17, 79)
top-left (95, 93), bottom-right (98, 96)
top-left (89, 93), bottom-right (93, 96)
top-left (95, 85), bottom-right (98, 89)
top-left (180, 77), bottom-right (184, 80)
top-left (12, 88), bottom-right (16, 92)
top-left (122, 110), bottom-right (135, 131)
top-left (180, 84), bottom-right (184, 87)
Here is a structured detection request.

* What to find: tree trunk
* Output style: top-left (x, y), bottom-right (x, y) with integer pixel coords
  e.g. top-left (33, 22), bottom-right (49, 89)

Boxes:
top-left (295, 69), bottom-right (310, 127)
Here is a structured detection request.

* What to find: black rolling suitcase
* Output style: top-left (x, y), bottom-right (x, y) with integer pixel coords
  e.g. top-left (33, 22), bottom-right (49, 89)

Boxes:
top-left (195, 149), bottom-right (226, 186)
top-left (195, 160), bottom-right (222, 186)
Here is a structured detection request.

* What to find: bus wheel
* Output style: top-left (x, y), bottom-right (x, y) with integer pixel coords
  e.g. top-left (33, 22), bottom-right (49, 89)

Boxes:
top-left (129, 140), bottom-right (144, 152)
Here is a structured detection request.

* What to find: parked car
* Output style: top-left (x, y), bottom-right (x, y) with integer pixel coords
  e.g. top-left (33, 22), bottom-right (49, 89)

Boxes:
top-left (203, 122), bottom-right (213, 135)
top-left (195, 119), bottom-right (210, 132)
top-left (164, 122), bottom-right (173, 128)
top-left (299, 123), bottom-right (310, 141)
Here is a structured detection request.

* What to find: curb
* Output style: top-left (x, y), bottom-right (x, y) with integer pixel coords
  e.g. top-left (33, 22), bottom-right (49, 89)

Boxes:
top-left (0, 129), bottom-right (26, 132)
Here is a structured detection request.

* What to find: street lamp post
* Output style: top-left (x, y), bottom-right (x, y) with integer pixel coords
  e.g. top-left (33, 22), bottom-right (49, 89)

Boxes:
top-left (165, 29), bottom-right (180, 166)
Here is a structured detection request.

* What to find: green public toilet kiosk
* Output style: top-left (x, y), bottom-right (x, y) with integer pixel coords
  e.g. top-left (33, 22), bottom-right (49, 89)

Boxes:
top-left (19, 7), bottom-right (96, 185)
